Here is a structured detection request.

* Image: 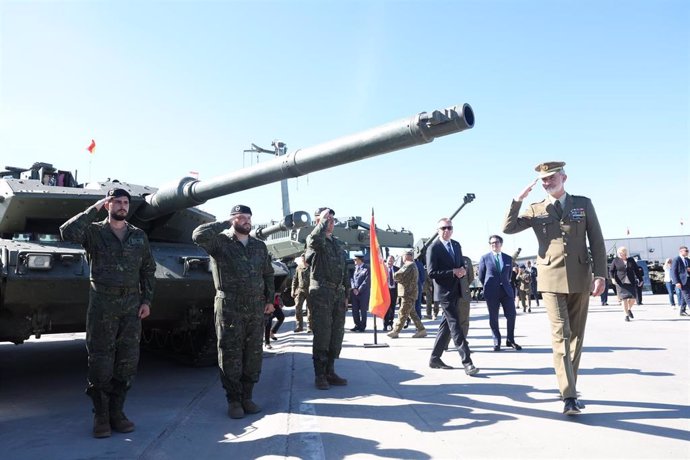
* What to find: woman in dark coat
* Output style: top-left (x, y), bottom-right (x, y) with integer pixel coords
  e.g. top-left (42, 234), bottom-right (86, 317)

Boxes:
top-left (609, 246), bottom-right (642, 322)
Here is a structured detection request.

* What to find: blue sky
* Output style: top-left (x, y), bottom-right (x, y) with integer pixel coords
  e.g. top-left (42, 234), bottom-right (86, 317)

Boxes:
top-left (1, 0), bottom-right (688, 261)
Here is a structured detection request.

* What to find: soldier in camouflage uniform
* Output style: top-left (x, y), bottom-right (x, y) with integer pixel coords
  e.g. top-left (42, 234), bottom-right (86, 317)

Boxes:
top-left (306, 207), bottom-right (349, 390)
top-left (60, 188), bottom-right (156, 438)
top-left (388, 250), bottom-right (427, 338)
top-left (291, 253), bottom-right (311, 332)
top-left (192, 204), bottom-right (275, 419)
top-left (457, 255), bottom-right (475, 338)
top-left (424, 273), bottom-right (439, 319)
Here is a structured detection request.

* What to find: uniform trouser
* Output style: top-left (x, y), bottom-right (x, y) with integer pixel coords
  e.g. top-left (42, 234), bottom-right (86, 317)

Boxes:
top-left (541, 292), bottom-right (589, 400)
top-left (430, 293), bottom-right (472, 366)
top-left (531, 282), bottom-right (540, 305)
top-left (351, 292), bottom-right (369, 330)
top-left (294, 291), bottom-right (311, 328)
top-left (680, 284), bottom-right (690, 312)
top-left (518, 290), bottom-right (531, 308)
top-left (85, 289), bottom-right (141, 397)
top-left (310, 286), bottom-right (346, 376)
top-left (215, 294), bottom-right (264, 402)
top-left (486, 292), bottom-right (516, 345)
top-left (392, 296), bottom-right (425, 333)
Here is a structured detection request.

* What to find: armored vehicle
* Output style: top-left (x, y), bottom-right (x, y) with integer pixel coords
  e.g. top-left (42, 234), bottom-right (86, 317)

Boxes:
top-left (0, 102), bottom-right (474, 363)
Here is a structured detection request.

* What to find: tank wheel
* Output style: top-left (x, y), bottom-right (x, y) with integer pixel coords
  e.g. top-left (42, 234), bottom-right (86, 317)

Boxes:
top-left (171, 331), bottom-right (187, 353)
top-left (154, 329), bottom-right (168, 348)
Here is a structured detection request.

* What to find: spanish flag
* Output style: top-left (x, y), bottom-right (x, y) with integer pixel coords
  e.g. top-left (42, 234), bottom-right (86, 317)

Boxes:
top-left (86, 139), bottom-right (96, 154)
top-left (368, 209), bottom-right (390, 319)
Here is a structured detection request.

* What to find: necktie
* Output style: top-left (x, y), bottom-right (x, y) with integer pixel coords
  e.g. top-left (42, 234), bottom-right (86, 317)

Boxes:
top-left (495, 253), bottom-right (501, 273)
top-left (446, 241), bottom-right (454, 259)
top-left (554, 200), bottom-right (563, 218)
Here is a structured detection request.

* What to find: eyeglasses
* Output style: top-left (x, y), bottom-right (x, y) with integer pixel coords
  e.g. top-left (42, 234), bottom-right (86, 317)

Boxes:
top-left (439, 226), bottom-right (453, 231)
top-left (489, 241), bottom-right (501, 245)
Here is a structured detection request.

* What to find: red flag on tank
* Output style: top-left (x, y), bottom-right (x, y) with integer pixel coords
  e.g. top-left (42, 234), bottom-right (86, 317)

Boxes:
top-left (368, 209), bottom-right (391, 319)
top-left (86, 139), bottom-right (96, 154)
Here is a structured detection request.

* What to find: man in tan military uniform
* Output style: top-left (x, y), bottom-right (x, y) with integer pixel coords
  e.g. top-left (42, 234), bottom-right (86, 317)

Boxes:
top-left (503, 161), bottom-right (606, 415)
top-left (388, 250), bottom-right (427, 338)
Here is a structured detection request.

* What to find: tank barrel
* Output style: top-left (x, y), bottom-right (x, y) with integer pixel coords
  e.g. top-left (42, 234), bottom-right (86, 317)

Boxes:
top-left (417, 193), bottom-right (476, 258)
top-left (135, 103), bottom-right (474, 221)
top-left (251, 211), bottom-right (311, 240)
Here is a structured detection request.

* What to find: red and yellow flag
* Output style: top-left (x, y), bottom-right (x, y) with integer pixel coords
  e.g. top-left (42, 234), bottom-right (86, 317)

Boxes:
top-left (368, 209), bottom-right (391, 319)
top-left (86, 139), bottom-right (96, 154)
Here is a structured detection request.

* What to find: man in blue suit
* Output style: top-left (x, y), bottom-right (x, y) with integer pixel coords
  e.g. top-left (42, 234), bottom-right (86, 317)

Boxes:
top-left (426, 217), bottom-right (479, 375)
top-left (671, 245), bottom-right (690, 317)
top-left (478, 235), bottom-right (521, 351)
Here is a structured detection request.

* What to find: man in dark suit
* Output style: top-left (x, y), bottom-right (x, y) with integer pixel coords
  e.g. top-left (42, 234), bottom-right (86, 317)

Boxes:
top-left (503, 161), bottom-right (606, 416)
top-left (671, 246), bottom-right (690, 317)
top-left (426, 217), bottom-right (479, 376)
top-left (478, 235), bottom-right (521, 352)
top-left (350, 254), bottom-right (370, 331)
top-left (384, 256), bottom-right (398, 331)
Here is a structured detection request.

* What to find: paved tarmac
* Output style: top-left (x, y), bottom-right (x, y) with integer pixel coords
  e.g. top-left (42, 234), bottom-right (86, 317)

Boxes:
top-left (1, 294), bottom-right (689, 460)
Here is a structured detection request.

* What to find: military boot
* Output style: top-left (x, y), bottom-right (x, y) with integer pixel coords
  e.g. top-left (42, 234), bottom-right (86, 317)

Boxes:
top-left (228, 401), bottom-right (245, 419)
top-left (87, 388), bottom-right (111, 438)
top-left (326, 360), bottom-right (348, 386)
top-left (241, 382), bottom-right (261, 414)
top-left (315, 375), bottom-right (330, 390)
top-left (108, 381), bottom-right (135, 433)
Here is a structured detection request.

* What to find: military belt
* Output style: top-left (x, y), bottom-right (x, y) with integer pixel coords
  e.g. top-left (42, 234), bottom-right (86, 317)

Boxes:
top-left (90, 282), bottom-right (139, 296)
top-left (313, 280), bottom-right (340, 290)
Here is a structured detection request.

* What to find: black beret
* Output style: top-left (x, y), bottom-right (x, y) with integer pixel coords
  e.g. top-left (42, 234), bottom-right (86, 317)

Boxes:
top-left (230, 204), bottom-right (252, 216)
top-left (315, 207), bottom-right (335, 217)
top-left (106, 188), bottom-right (131, 201)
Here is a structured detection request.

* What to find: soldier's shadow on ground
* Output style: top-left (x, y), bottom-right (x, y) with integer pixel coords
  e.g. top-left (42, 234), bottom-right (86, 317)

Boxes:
top-left (292, 356), bottom-right (689, 443)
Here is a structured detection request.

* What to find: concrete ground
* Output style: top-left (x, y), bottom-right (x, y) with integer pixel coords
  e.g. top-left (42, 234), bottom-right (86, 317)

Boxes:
top-left (1, 294), bottom-right (688, 460)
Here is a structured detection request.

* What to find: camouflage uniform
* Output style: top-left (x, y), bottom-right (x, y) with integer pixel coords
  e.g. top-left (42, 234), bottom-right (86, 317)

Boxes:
top-left (457, 256), bottom-right (475, 338)
top-left (192, 221), bottom-right (274, 405)
top-left (517, 270), bottom-right (532, 311)
top-left (424, 275), bottom-right (439, 319)
top-left (291, 265), bottom-right (311, 331)
top-left (391, 261), bottom-right (425, 334)
top-left (60, 206), bottom-right (156, 424)
top-left (306, 218), bottom-right (348, 384)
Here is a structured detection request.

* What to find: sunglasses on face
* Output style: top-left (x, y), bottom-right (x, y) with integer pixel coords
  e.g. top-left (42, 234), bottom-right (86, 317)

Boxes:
top-left (439, 226), bottom-right (453, 231)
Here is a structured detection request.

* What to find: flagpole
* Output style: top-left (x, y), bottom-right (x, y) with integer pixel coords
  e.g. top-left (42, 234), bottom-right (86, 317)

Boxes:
top-left (364, 207), bottom-right (389, 348)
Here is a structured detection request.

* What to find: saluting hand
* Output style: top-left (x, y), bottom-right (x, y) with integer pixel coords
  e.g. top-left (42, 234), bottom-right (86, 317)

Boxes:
top-left (515, 179), bottom-right (538, 202)
top-left (94, 196), bottom-right (113, 211)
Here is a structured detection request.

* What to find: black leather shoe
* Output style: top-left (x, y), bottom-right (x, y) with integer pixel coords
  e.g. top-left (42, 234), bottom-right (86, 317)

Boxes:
top-left (463, 364), bottom-right (479, 376)
top-left (680, 310), bottom-right (689, 316)
top-left (429, 358), bottom-right (453, 369)
top-left (493, 345), bottom-right (501, 352)
top-left (350, 327), bottom-right (359, 332)
top-left (506, 340), bottom-right (522, 350)
top-left (563, 397), bottom-right (581, 415)
top-left (628, 311), bottom-right (634, 319)
top-left (576, 399), bottom-right (586, 409)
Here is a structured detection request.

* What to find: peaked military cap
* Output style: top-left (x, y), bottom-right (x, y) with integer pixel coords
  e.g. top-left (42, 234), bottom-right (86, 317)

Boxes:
top-left (230, 204), bottom-right (252, 216)
top-left (353, 253), bottom-right (365, 259)
top-left (315, 207), bottom-right (335, 217)
top-left (535, 161), bottom-right (566, 178)
top-left (106, 188), bottom-right (131, 201)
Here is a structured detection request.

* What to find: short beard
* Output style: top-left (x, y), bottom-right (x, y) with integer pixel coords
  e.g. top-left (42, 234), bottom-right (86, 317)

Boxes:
top-left (233, 221), bottom-right (251, 235)
top-left (110, 212), bottom-right (127, 221)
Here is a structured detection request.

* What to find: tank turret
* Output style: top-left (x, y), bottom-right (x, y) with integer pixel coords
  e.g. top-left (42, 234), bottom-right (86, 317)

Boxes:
top-left (0, 102), bottom-right (474, 363)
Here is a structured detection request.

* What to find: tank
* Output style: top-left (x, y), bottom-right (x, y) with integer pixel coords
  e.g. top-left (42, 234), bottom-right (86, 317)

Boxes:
top-left (0, 102), bottom-right (474, 363)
